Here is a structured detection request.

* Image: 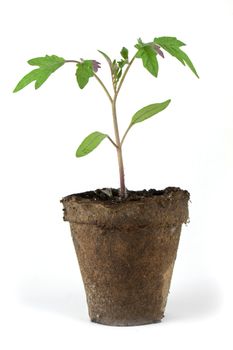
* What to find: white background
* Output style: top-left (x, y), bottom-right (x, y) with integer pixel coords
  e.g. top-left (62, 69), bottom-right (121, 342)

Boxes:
top-left (1, 0), bottom-right (232, 349)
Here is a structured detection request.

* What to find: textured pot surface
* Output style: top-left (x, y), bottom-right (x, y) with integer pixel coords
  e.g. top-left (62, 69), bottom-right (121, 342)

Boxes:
top-left (61, 187), bottom-right (189, 326)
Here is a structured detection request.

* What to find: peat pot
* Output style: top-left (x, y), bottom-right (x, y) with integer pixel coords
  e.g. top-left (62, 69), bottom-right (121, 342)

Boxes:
top-left (61, 187), bottom-right (189, 326)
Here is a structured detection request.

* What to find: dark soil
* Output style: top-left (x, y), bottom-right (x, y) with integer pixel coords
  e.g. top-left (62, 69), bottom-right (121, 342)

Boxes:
top-left (64, 186), bottom-right (188, 204)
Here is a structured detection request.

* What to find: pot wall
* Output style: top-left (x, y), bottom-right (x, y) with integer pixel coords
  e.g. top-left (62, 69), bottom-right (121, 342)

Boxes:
top-left (61, 188), bottom-right (189, 326)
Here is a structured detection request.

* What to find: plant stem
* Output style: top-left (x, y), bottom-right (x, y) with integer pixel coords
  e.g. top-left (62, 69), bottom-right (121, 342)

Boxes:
top-left (112, 95), bottom-right (126, 197)
top-left (66, 56), bottom-right (137, 198)
top-left (111, 54), bottom-right (137, 197)
top-left (65, 60), bottom-right (80, 64)
top-left (116, 55), bottom-right (136, 98)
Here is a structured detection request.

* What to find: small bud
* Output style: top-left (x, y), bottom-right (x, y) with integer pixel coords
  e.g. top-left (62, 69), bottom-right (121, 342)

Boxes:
top-left (92, 60), bottom-right (101, 72)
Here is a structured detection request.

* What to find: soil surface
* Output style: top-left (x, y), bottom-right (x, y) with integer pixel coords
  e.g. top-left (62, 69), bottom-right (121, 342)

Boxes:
top-left (64, 187), bottom-right (189, 204)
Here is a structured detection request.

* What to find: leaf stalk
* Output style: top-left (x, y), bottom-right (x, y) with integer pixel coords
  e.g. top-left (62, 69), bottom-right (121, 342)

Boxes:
top-left (121, 123), bottom-right (132, 146)
top-left (65, 60), bottom-right (113, 103)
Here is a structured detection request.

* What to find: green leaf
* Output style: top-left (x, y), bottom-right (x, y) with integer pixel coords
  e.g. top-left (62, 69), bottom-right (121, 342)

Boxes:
top-left (116, 68), bottom-right (123, 80)
top-left (120, 47), bottom-right (128, 60)
top-left (155, 37), bottom-right (185, 48)
top-left (136, 44), bottom-right (159, 77)
top-left (27, 55), bottom-right (65, 68)
top-left (76, 131), bottom-right (107, 157)
top-left (13, 69), bottom-right (40, 92)
top-left (118, 60), bottom-right (126, 69)
top-left (177, 50), bottom-right (199, 78)
top-left (131, 99), bottom-right (171, 125)
top-left (13, 55), bottom-right (65, 92)
top-left (154, 37), bottom-right (199, 78)
top-left (76, 60), bottom-right (94, 89)
top-left (135, 38), bottom-right (144, 48)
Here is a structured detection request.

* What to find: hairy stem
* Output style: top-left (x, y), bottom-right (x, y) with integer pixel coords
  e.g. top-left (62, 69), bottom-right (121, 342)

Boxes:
top-left (112, 95), bottom-right (126, 197)
top-left (111, 55), bottom-right (137, 197)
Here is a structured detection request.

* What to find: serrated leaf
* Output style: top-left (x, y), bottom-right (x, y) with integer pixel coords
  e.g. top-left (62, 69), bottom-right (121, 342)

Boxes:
top-left (131, 99), bottom-right (171, 125)
top-left (154, 37), bottom-right (199, 78)
top-left (136, 45), bottom-right (159, 77)
top-left (177, 50), bottom-right (199, 78)
top-left (35, 70), bottom-right (53, 89)
top-left (120, 47), bottom-right (128, 60)
top-left (154, 37), bottom-right (185, 65)
top-left (76, 131), bottom-right (107, 157)
top-left (13, 55), bottom-right (65, 92)
top-left (76, 60), bottom-right (94, 89)
top-left (154, 37), bottom-right (186, 48)
top-left (28, 55), bottom-right (65, 69)
top-left (13, 69), bottom-right (40, 92)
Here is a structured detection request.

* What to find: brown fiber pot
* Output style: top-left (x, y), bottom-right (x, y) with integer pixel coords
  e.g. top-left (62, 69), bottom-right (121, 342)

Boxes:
top-left (61, 187), bottom-right (189, 326)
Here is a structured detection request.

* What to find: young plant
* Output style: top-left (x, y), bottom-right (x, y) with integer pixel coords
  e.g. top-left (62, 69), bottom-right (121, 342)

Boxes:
top-left (14, 37), bottom-right (199, 198)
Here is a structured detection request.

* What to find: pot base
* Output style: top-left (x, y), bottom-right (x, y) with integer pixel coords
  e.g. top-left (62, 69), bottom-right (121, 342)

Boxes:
top-left (91, 318), bottom-right (162, 327)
